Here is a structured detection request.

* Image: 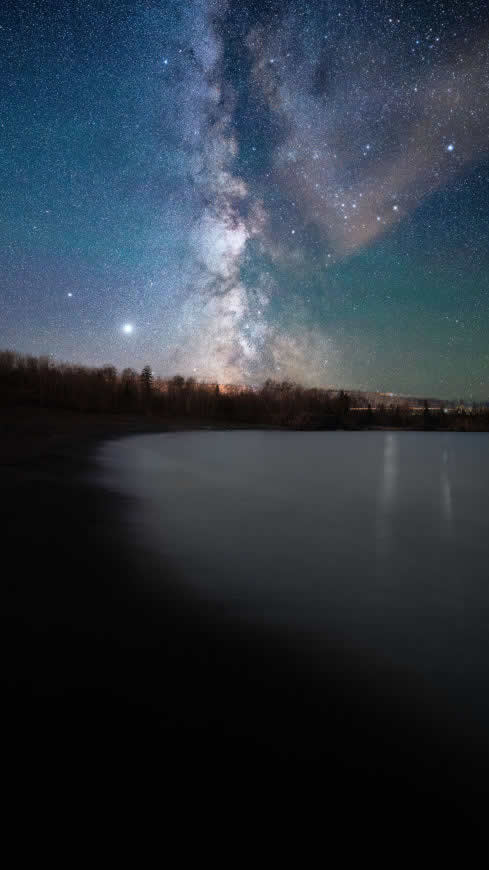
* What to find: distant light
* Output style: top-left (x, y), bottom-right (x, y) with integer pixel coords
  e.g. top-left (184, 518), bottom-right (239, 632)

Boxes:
top-left (122, 323), bottom-right (133, 334)
top-left (447, 143), bottom-right (455, 152)
top-left (393, 204), bottom-right (399, 211)
top-left (67, 292), bottom-right (73, 297)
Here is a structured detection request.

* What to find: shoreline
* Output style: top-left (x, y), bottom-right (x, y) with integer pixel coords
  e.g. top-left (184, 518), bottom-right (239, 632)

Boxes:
top-left (2, 407), bottom-right (489, 854)
top-left (1, 404), bottom-right (483, 459)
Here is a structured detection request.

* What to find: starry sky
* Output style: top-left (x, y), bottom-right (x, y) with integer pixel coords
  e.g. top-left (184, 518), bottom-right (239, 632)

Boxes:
top-left (1, 0), bottom-right (489, 398)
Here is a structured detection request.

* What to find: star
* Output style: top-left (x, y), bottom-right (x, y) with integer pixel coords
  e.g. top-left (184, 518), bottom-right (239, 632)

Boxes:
top-left (2, 0), bottom-right (488, 399)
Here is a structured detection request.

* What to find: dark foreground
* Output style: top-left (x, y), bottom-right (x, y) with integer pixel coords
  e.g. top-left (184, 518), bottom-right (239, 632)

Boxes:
top-left (2, 408), bottom-right (488, 856)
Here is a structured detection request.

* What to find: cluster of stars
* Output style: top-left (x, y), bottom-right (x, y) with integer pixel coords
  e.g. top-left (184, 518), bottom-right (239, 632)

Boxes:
top-left (1, 0), bottom-right (488, 398)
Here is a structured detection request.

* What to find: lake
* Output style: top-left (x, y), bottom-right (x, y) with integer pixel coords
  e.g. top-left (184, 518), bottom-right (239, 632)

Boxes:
top-left (98, 430), bottom-right (489, 734)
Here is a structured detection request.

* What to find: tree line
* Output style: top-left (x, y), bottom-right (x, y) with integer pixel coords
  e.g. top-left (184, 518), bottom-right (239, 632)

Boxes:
top-left (1, 349), bottom-right (488, 430)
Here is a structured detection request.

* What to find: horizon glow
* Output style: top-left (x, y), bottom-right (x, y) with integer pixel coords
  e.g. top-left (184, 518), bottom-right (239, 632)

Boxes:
top-left (1, 0), bottom-right (489, 399)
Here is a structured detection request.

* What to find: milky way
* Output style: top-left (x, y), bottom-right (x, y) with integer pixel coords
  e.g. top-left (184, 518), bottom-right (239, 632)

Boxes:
top-left (1, 0), bottom-right (489, 396)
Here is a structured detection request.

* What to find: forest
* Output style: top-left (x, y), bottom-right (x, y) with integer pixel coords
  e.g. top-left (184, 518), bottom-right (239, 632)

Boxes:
top-left (1, 349), bottom-right (488, 431)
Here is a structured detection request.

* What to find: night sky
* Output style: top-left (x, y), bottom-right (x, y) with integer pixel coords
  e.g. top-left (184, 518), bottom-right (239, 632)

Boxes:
top-left (2, 0), bottom-right (489, 398)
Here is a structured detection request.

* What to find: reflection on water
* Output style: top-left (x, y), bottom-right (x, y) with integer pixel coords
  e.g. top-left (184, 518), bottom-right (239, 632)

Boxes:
top-left (381, 432), bottom-right (398, 509)
top-left (98, 430), bottom-right (489, 726)
top-left (441, 447), bottom-right (453, 528)
top-left (376, 433), bottom-right (398, 562)
top-left (376, 435), bottom-right (454, 562)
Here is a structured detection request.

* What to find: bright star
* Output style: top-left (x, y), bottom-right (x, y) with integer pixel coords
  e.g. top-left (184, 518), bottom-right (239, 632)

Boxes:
top-left (447, 143), bottom-right (455, 152)
top-left (122, 323), bottom-right (134, 334)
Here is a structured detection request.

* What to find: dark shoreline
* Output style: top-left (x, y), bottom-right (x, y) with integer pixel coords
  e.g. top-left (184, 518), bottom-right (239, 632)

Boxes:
top-left (2, 408), bottom-right (489, 854)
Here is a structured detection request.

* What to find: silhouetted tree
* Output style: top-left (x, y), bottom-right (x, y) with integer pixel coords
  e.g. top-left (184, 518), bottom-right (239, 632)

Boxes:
top-left (140, 365), bottom-right (153, 413)
top-left (337, 390), bottom-right (351, 425)
top-left (140, 365), bottom-right (153, 392)
top-left (1, 347), bottom-right (487, 431)
top-left (121, 368), bottom-right (138, 408)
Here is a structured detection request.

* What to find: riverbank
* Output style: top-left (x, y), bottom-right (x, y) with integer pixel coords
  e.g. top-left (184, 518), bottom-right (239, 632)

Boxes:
top-left (2, 407), bottom-right (488, 856)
